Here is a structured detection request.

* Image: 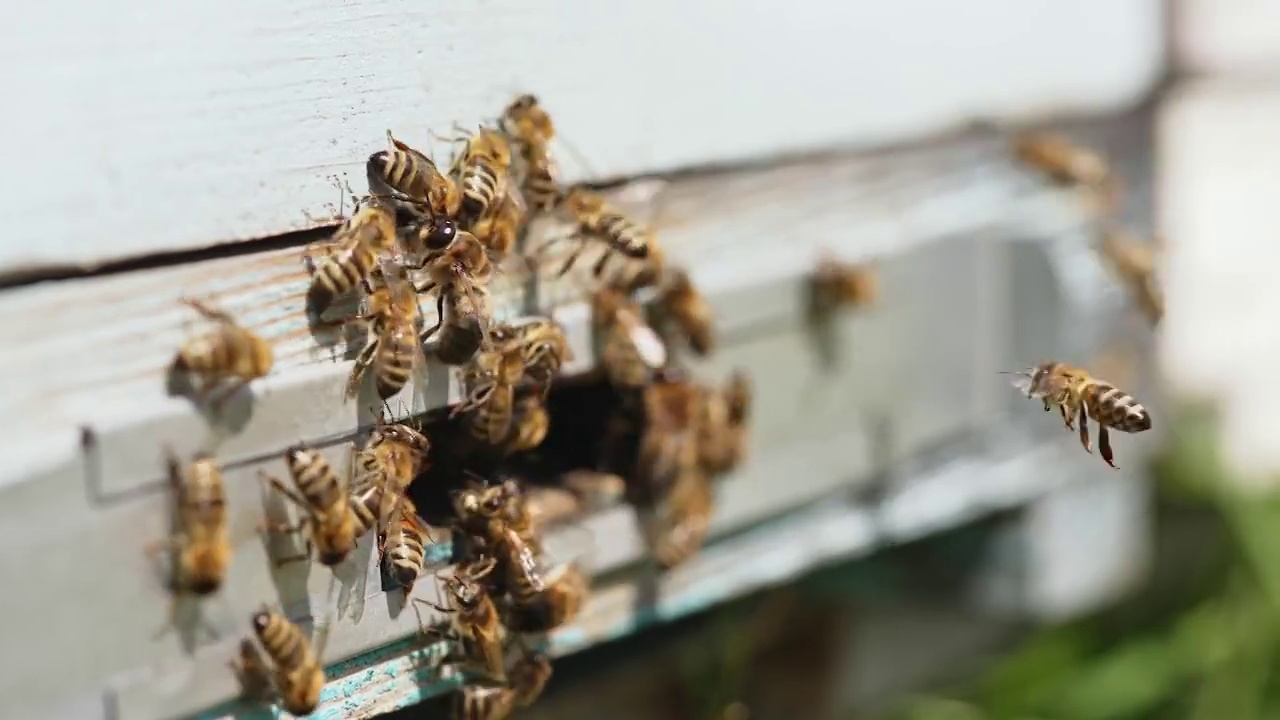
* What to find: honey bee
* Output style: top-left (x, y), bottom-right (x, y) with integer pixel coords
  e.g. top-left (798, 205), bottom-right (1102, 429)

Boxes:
top-left (172, 298), bottom-right (274, 407)
top-left (698, 371), bottom-right (753, 476)
top-left (636, 375), bottom-right (703, 497)
top-left (418, 558), bottom-right (507, 682)
top-left (470, 190), bottom-right (525, 262)
top-left (447, 128), bottom-right (515, 226)
top-left (455, 339), bottom-right (526, 446)
top-left (379, 495), bottom-right (431, 599)
top-left (502, 543), bottom-right (589, 634)
top-left (148, 449), bottom-right (230, 600)
top-left (1097, 224), bottom-right (1163, 327)
top-left (1012, 132), bottom-right (1118, 210)
top-left (412, 229), bottom-right (494, 366)
top-left (344, 266), bottom-right (426, 402)
top-left (246, 609), bottom-right (327, 716)
top-left (494, 317), bottom-right (573, 395)
top-left (368, 130), bottom-right (462, 220)
top-left (482, 478), bottom-right (540, 552)
top-left (354, 416), bottom-right (432, 523)
top-left (505, 395), bottom-right (550, 454)
top-left (543, 186), bottom-right (653, 277)
top-left (500, 94), bottom-right (562, 214)
top-left (592, 284), bottom-right (668, 390)
top-left (260, 446), bottom-right (360, 566)
top-left (649, 467), bottom-right (713, 570)
top-left (1006, 361), bottom-right (1153, 468)
top-left (809, 257), bottom-right (879, 317)
top-left (654, 268), bottom-right (715, 356)
top-left (304, 199), bottom-right (398, 316)
top-left (449, 644), bottom-right (553, 720)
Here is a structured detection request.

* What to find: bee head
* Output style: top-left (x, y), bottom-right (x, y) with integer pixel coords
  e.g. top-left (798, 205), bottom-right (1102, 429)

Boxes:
top-left (251, 611), bottom-right (272, 635)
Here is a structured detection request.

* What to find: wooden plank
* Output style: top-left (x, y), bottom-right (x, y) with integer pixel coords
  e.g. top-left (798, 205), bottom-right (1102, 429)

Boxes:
top-left (0, 0), bottom-right (1164, 273)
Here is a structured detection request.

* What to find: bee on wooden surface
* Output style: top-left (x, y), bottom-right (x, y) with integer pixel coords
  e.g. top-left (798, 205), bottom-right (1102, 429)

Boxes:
top-left (1012, 131), bottom-right (1118, 210)
top-left (411, 229), bottom-right (494, 366)
top-left (500, 94), bottom-right (562, 214)
top-left (635, 376), bottom-right (703, 497)
top-left (470, 190), bottom-right (525, 262)
top-left (148, 449), bottom-right (230, 599)
top-left (654, 268), bottom-right (715, 356)
top-left (172, 298), bottom-right (273, 408)
top-left (1006, 361), bottom-right (1153, 469)
top-left (446, 127), bottom-right (515, 226)
top-left (592, 284), bottom-right (668, 390)
top-left (543, 186), bottom-right (653, 277)
top-left (505, 395), bottom-right (550, 454)
top-left (245, 609), bottom-right (327, 716)
top-left (809, 256), bottom-right (879, 319)
top-left (260, 446), bottom-right (360, 567)
top-left (455, 339), bottom-right (527, 446)
top-left (1097, 225), bottom-right (1163, 327)
top-left (418, 558), bottom-right (507, 682)
top-left (343, 266), bottom-right (426, 402)
top-left (355, 416), bottom-right (432, 523)
top-left (449, 644), bottom-right (553, 720)
top-left (650, 467), bottom-right (713, 570)
top-left (304, 199), bottom-right (398, 316)
top-left (379, 495), bottom-right (431, 599)
top-left (368, 130), bottom-right (462, 220)
top-left (502, 544), bottom-right (589, 634)
top-left (494, 317), bottom-right (573, 395)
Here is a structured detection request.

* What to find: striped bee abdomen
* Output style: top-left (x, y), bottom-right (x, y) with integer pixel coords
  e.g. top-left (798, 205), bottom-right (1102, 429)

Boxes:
top-left (1084, 382), bottom-right (1152, 433)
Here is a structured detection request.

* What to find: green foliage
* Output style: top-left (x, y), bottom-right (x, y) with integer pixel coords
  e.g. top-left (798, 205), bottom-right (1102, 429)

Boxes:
top-left (891, 409), bottom-right (1280, 720)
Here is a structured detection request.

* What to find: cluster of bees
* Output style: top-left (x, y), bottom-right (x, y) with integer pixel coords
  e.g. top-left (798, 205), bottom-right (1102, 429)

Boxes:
top-left (158, 93), bottom-right (762, 720)
top-left (1007, 132), bottom-right (1161, 468)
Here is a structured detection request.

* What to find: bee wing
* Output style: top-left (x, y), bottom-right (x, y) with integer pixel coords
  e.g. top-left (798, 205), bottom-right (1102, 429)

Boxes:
top-left (629, 321), bottom-right (668, 369)
top-left (1005, 372), bottom-right (1035, 396)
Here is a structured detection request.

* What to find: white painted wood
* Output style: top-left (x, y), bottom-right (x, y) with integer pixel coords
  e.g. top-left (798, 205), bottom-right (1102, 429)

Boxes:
top-left (1158, 82), bottom-right (1280, 483)
top-left (0, 0), bottom-right (1163, 273)
top-left (1175, 0), bottom-right (1280, 75)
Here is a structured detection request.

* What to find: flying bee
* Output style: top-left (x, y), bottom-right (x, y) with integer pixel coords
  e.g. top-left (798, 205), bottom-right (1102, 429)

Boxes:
top-left (1097, 225), bottom-right (1163, 327)
top-left (148, 449), bottom-right (230, 603)
top-left (653, 268), bottom-right (715, 356)
top-left (344, 265), bottom-right (426, 402)
top-left (243, 609), bottom-right (327, 717)
top-left (635, 374), bottom-right (703, 498)
top-left (445, 127), bottom-right (515, 226)
top-left (809, 257), bottom-right (879, 317)
top-left (649, 467), bottom-right (713, 570)
top-left (172, 298), bottom-right (274, 408)
top-left (505, 395), bottom-right (550, 454)
top-left (410, 229), bottom-right (494, 366)
top-left (379, 496), bottom-right (432, 600)
top-left (500, 94), bottom-right (562, 214)
top-left (368, 130), bottom-right (462, 220)
top-left (1006, 361), bottom-right (1153, 468)
top-left (417, 558), bottom-right (506, 682)
top-left (542, 186), bottom-right (653, 277)
top-left (470, 189), bottom-right (525, 262)
top-left (592, 284), bottom-right (668, 390)
top-left (454, 339), bottom-right (526, 446)
top-left (1012, 131), bottom-right (1118, 210)
top-left (304, 199), bottom-right (399, 316)
top-left (260, 446), bottom-right (360, 567)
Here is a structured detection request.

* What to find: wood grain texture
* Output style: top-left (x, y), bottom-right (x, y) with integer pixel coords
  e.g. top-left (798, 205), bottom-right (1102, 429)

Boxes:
top-left (0, 0), bottom-right (1163, 273)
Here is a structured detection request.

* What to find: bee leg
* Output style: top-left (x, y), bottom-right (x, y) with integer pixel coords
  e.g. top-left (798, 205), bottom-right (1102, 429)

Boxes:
top-left (1077, 407), bottom-right (1092, 454)
top-left (1059, 402), bottom-right (1075, 431)
top-left (179, 297), bottom-right (236, 325)
top-left (591, 247), bottom-right (615, 278)
top-left (556, 239), bottom-right (587, 278)
top-left (420, 291), bottom-right (447, 341)
top-left (346, 340), bottom-right (379, 401)
top-left (1099, 425), bottom-right (1118, 469)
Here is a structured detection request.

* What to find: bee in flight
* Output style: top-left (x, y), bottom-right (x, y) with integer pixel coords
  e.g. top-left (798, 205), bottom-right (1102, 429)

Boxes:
top-left (235, 609), bottom-right (328, 716)
top-left (1006, 361), bottom-right (1152, 469)
top-left (1011, 131), bottom-right (1118, 212)
top-left (1097, 224), bottom-right (1163, 327)
top-left (172, 298), bottom-right (274, 409)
